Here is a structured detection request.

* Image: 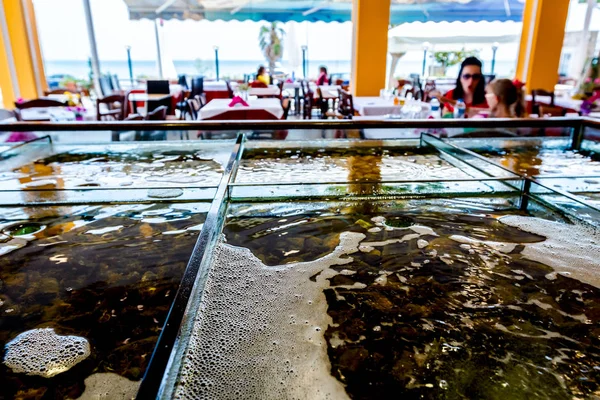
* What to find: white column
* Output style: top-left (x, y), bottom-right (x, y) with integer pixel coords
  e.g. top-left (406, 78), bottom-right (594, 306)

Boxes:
top-left (155, 19), bottom-right (164, 79)
top-left (82, 0), bottom-right (101, 95)
top-left (575, 0), bottom-right (595, 84)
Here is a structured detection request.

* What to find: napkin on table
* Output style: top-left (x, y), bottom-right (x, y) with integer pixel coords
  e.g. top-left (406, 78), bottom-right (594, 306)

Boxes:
top-left (229, 96), bottom-right (249, 107)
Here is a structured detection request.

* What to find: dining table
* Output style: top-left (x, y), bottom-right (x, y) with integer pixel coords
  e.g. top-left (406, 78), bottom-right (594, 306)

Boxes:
top-left (353, 97), bottom-right (403, 116)
top-left (249, 85), bottom-right (281, 97)
top-left (198, 98), bottom-right (284, 120)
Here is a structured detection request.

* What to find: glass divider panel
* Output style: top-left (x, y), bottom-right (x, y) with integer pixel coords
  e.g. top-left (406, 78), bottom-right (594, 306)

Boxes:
top-left (138, 134), bottom-right (246, 399)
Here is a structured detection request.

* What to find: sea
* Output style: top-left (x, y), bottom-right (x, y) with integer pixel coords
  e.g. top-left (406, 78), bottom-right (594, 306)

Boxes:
top-left (44, 59), bottom-right (517, 82)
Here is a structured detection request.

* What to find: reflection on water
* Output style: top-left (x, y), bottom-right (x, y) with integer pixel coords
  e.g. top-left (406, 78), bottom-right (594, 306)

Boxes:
top-left (0, 203), bottom-right (206, 399)
top-left (188, 200), bottom-right (600, 399)
top-left (0, 150), bottom-right (225, 190)
top-left (478, 147), bottom-right (600, 177)
top-left (237, 148), bottom-right (472, 183)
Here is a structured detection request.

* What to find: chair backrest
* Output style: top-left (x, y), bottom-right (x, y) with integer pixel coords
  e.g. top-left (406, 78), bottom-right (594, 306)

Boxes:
top-left (96, 94), bottom-right (125, 121)
top-left (281, 98), bottom-right (291, 120)
top-left (177, 75), bottom-right (189, 89)
top-left (190, 76), bottom-right (204, 97)
top-left (147, 80), bottom-right (170, 94)
top-left (277, 81), bottom-right (284, 98)
top-left (300, 80), bottom-right (308, 97)
top-left (15, 99), bottom-right (66, 109)
top-left (531, 89), bottom-right (555, 115)
top-left (44, 88), bottom-right (78, 96)
top-left (186, 98), bottom-right (201, 120)
top-left (225, 81), bottom-right (234, 98)
top-left (303, 90), bottom-right (314, 120)
top-left (337, 89), bottom-right (354, 119)
top-left (193, 94), bottom-right (205, 108)
top-left (145, 105), bottom-right (168, 120)
top-left (99, 76), bottom-right (113, 97)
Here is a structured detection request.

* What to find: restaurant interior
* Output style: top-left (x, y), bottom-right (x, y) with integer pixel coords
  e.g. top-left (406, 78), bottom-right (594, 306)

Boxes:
top-left (3, 1), bottom-right (600, 400)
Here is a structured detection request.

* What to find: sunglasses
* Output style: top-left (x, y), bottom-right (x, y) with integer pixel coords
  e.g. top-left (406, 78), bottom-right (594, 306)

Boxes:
top-left (462, 73), bottom-right (482, 80)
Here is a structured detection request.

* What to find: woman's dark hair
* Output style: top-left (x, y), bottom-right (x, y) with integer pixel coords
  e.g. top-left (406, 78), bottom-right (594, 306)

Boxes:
top-left (319, 66), bottom-right (328, 75)
top-left (452, 56), bottom-right (486, 105)
top-left (257, 66), bottom-right (266, 77)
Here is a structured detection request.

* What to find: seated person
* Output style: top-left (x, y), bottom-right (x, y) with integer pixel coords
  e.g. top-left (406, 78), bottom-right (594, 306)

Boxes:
top-left (485, 79), bottom-right (526, 118)
top-left (255, 66), bottom-right (270, 87)
top-left (316, 66), bottom-right (328, 86)
top-left (441, 57), bottom-right (488, 109)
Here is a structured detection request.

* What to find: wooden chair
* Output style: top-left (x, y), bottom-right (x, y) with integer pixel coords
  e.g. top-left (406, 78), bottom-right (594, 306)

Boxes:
top-left (281, 98), bottom-right (291, 120)
top-left (96, 94), bottom-right (125, 121)
top-left (15, 99), bottom-right (66, 109)
top-left (539, 104), bottom-right (566, 117)
top-left (531, 89), bottom-right (555, 115)
top-left (185, 98), bottom-right (202, 120)
top-left (337, 89), bottom-right (355, 119)
top-left (145, 105), bottom-right (168, 120)
top-left (302, 90), bottom-right (314, 120)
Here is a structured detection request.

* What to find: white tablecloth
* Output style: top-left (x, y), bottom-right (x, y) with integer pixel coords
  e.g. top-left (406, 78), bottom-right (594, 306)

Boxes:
top-left (199, 98), bottom-right (284, 120)
top-left (204, 81), bottom-right (229, 91)
top-left (249, 85), bottom-right (280, 96)
top-left (19, 107), bottom-right (95, 121)
top-left (315, 85), bottom-right (340, 99)
top-left (354, 97), bottom-right (403, 116)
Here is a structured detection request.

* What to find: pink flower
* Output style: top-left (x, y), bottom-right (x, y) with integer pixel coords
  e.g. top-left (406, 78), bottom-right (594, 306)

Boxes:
top-left (594, 78), bottom-right (600, 84)
top-left (16, 98), bottom-right (24, 104)
top-left (586, 77), bottom-right (592, 83)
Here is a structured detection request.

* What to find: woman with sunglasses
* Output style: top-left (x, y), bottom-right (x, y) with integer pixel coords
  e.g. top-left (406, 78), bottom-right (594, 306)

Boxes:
top-left (443, 57), bottom-right (488, 109)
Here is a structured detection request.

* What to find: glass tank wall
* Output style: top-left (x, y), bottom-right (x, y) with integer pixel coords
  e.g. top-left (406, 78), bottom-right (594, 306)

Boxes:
top-left (0, 118), bottom-right (600, 400)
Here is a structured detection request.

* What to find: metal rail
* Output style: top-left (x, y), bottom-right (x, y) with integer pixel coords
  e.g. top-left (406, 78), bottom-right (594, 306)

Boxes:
top-left (0, 117), bottom-right (585, 132)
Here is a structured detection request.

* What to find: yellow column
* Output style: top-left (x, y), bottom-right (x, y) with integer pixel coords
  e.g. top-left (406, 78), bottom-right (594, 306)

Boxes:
top-left (351, 0), bottom-right (391, 97)
top-left (1, 0), bottom-right (47, 106)
top-left (0, 3), bottom-right (18, 108)
top-left (516, 0), bottom-right (570, 92)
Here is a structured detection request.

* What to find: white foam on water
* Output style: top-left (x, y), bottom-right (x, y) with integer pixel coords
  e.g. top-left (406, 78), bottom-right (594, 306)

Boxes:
top-left (174, 232), bottom-right (366, 400)
top-left (449, 235), bottom-right (517, 253)
top-left (500, 216), bottom-right (600, 288)
top-left (3, 328), bottom-right (90, 378)
top-left (77, 372), bottom-right (140, 400)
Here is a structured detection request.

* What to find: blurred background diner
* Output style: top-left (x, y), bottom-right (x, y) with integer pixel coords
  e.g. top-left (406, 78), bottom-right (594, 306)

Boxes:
top-left (0, 0), bottom-right (599, 124)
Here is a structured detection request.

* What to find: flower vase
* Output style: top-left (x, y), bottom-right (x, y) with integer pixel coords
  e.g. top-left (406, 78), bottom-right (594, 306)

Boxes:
top-left (241, 90), bottom-right (249, 101)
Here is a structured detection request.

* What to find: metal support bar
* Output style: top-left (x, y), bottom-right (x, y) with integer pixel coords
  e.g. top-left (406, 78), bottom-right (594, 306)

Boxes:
top-left (136, 133), bottom-right (245, 400)
top-left (570, 120), bottom-right (585, 151)
top-left (0, 134), bottom-right (51, 159)
top-left (519, 178), bottom-right (532, 211)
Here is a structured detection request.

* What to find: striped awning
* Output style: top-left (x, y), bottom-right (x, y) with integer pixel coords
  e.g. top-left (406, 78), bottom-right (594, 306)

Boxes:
top-left (123, 0), bottom-right (525, 23)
